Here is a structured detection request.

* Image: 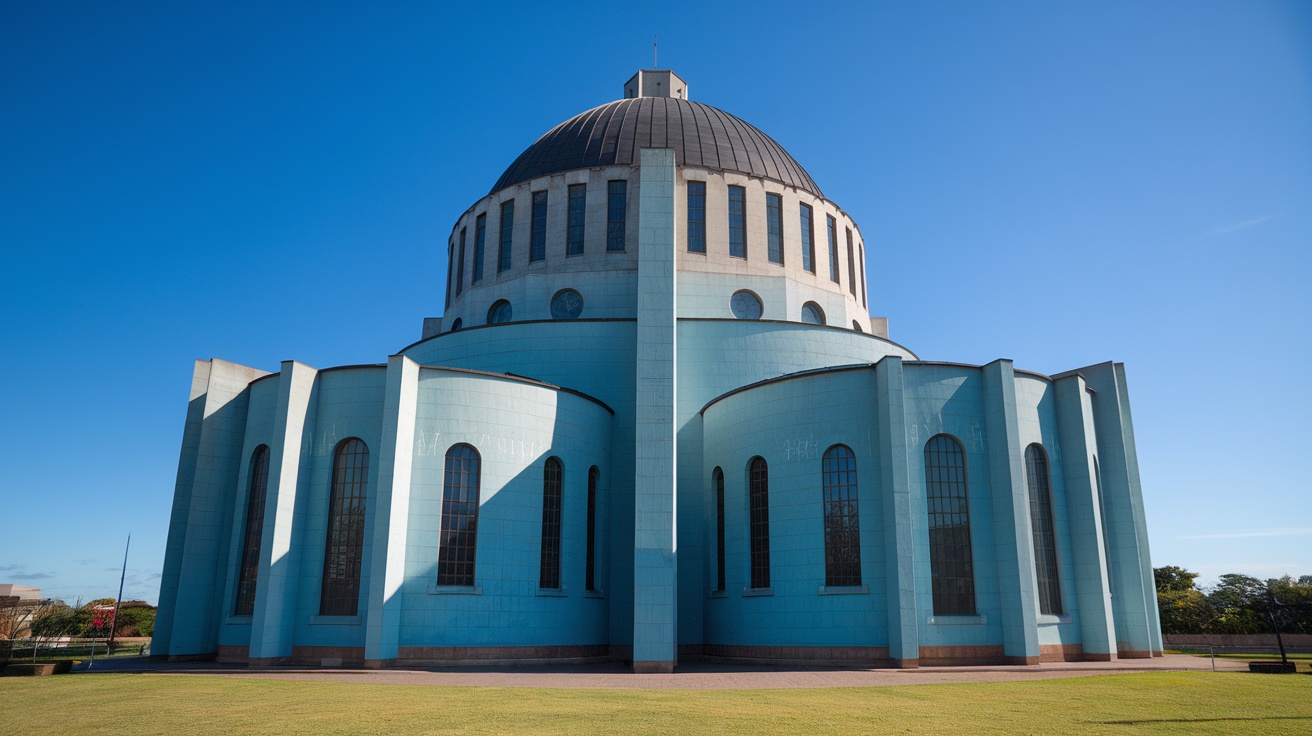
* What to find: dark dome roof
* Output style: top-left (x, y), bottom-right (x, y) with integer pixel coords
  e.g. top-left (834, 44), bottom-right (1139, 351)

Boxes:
top-left (490, 97), bottom-right (823, 197)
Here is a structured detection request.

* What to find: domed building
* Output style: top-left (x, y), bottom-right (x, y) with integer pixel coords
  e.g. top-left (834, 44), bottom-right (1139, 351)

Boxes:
top-left (153, 71), bottom-right (1162, 672)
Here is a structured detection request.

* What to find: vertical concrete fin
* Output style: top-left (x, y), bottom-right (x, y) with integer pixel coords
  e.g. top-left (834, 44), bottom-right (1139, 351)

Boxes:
top-left (875, 356), bottom-right (919, 666)
top-left (1054, 375), bottom-right (1116, 658)
top-left (250, 360), bottom-right (318, 663)
top-left (365, 355), bottom-right (421, 665)
top-left (153, 359), bottom-right (213, 655)
top-left (982, 359), bottom-right (1040, 663)
top-left (156, 359), bottom-right (267, 657)
top-left (632, 147), bottom-right (677, 672)
top-left (1077, 361), bottom-right (1157, 657)
top-left (1114, 364), bottom-right (1161, 653)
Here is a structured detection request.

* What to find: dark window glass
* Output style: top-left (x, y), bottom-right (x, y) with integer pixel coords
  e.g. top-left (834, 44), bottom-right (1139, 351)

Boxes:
top-left (456, 227), bottom-right (467, 296)
top-left (586, 466), bottom-right (599, 591)
top-left (730, 290), bottom-right (762, 320)
top-left (687, 181), bottom-right (706, 253)
top-left (444, 242), bottom-right (454, 310)
top-left (728, 186), bottom-right (746, 258)
top-left (766, 193), bottom-right (783, 264)
top-left (235, 445), bottom-right (270, 616)
top-left (801, 302), bottom-right (825, 325)
top-left (749, 456), bottom-right (770, 589)
top-left (1025, 444), bottom-right (1063, 615)
top-left (449, 317), bottom-right (462, 332)
top-left (539, 457), bottom-right (563, 589)
top-left (550, 289), bottom-right (583, 319)
top-left (925, 435), bottom-right (976, 615)
top-left (822, 445), bottom-right (862, 587)
top-left (567, 184), bottom-right (586, 255)
top-left (487, 300), bottom-right (512, 324)
top-left (859, 244), bottom-right (867, 308)
top-left (852, 320), bottom-right (863, 332)
top-left (473, 214), bottom-right (486, 282)
top-left (714, 467), bottom-right (725, 591)
top-left (607, 180), bottom-right (626, 251)
top-left (827, 215), bottom-right (840, 283)
top-left (498, 200), bottom-right (514, 273)
top-left (530, 191), bottom-right (548, 263)
top-left (438, 444), bottom-right (480, 587)
top-left (800, 204), bottom-right (815, 273)
top-left (846, 228), bottom-right (857, 297)
top-left (320, 438), bottom-right (368, 616)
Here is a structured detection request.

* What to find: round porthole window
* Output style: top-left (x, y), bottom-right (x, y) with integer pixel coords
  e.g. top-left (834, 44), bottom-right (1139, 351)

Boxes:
top-left (730, 290), bottom-right (763, 320)
top-left (487, 300), bottom-right (513, 324)
top-left (550, 289), bottom-right (584, 320)
top-left (801, 302), bottom-right (825, 325)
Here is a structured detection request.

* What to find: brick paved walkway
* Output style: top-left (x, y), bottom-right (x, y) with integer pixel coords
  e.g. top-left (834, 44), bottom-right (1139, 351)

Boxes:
top-left (74, 653), bottom-right (1249, 689)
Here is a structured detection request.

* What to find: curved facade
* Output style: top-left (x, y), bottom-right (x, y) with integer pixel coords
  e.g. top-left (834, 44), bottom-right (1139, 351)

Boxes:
top-left (154, 71), bottom-right (1161, 671)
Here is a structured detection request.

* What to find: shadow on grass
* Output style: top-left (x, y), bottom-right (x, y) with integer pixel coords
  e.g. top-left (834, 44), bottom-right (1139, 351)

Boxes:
top-left (1097, 716), bottom-right (1312, 725)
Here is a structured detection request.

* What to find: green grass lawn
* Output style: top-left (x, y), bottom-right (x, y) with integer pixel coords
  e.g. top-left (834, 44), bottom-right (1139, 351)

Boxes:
top-left (2, 671), bottom-right (1310, 735)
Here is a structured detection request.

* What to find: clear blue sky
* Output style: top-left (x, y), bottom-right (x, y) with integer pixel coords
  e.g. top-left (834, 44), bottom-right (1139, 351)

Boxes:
top-left (2, 1), bottom-right (1308, 605)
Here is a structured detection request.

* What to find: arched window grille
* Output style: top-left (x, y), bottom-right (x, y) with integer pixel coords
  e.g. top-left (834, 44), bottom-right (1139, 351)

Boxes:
top-left (748, 456), bottom-right (770, 589)
top-left (539, 457), bottom-right (563, 589)
top-left (439, 444), bottom-right (481, 587)
top-left (586, 466), bottom-right (599, 592)
top-left (822, 445), bottom-right (862, 587)
top-left (1025, 443), bottom-right (1063, 615)
top-left (320, 438), bottom-right (368, 616)
top-left (924, 434), bottom-right (976, 615)
top-left (234, 445), bottom-right (270, 616)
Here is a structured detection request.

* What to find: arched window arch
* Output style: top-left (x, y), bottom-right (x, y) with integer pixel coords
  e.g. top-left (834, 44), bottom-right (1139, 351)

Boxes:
top-left (713, 467), bottom-right (725, 592)
top-left (586, 466), bottom-right (599, 592)
top-left (487, 300), bottom-right (512, 324)
top-left (748, 456), bottom-right (770, 589)
top-left (438, 443), bottom-right (481, 587)
top-left (800, 301), bottom-right (825, 325)
top-left (1025, 443), bottom-right (1062, 615)
top-left (822, 445), bottom-right (862, 587)
top-left (539, 457), bottom-right (563, 589)
top-left (924, 434), bottom-right (975, 615)
top-left (320, 438), bottom-right (368, 616)
top-left (235, 445), bottom-right (270, 616)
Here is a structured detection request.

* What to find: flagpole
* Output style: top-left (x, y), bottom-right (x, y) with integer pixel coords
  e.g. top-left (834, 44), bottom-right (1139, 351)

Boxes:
top-left (106, 533), bottom-right (131, 653)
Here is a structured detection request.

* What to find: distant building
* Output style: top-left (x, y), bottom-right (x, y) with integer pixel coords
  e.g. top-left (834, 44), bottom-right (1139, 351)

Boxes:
top-left (153, 71), bottom-right (1161, 672)
top-left (0, 584), bottom-right (44, 639)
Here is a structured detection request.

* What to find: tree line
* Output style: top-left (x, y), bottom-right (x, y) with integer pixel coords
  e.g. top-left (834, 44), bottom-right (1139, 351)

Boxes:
top-left (1154, 566), bottom-right (1312, 635)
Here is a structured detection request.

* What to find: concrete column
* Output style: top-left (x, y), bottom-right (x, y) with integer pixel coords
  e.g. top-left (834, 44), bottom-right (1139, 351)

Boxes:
top-left (1053, 375), bottom-right (1116, 660)
top-left (632, 147), bottom-right (677, 673)
top-left (249, 360), bottom-right (318, 664)
top-left (364, 355), bottom-right (420, 666)
top-left (154, 358), bottom-right (267, 659)
top-left (875, 357), bottom-right (919, 667)
top-left (981, 359), bottom-right (1041, 664)
top-left (1079, 362), bottom-right (1160, 656)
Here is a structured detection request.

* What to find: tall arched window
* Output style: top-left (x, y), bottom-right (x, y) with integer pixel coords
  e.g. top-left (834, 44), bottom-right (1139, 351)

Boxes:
top-left (235, 445), bottom-right (270, 616)
top-left (748, 456), bottom-right (770, 589)
top-left (713, 467), bottom-right (725, 591)
top-left (320, 438), bottom-right (368, 616)
top-left (1025, 443), bottom-right (1062, 615)
top-left (822, 445), bottom-right (862, 587)
top-left (539, 457), bottom-right (563, 589)
top-left (924, 435), bottom-right (975, 615)
top-left (586, 466), bottom-right (599, 592)
top-left (438, 444), bottom-right (481, 587)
